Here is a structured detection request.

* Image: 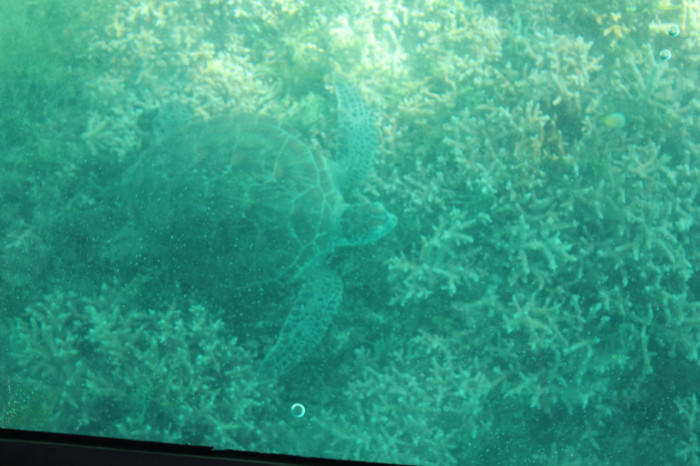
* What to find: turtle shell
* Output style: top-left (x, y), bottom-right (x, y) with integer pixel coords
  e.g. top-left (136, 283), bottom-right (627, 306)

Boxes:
top-left (129, 114), bottom-right (342, 287)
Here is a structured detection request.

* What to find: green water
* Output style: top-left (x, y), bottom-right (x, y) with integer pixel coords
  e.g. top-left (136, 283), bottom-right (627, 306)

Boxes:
top-left (1, 0), bottom-right (698, 464)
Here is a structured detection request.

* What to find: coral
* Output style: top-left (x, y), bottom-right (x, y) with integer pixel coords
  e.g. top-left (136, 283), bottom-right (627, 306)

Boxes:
top-left (370, 1), bottom-right (699, 462)
top-left (385, 27), bottom-right (603, 307)
top-left (676, 394), bottom-right (700, 465)
top-left (263, 334), bottom-right (501, 465)
top-left (6, 283), bottom-right (266, 447)
top-left (2, 0), bottom-right (700, 464)
top-left (80, 0), bottom-right (277, 161)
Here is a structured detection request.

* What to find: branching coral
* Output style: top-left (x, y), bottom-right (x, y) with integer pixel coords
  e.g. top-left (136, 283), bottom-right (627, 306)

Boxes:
top-left (7, 283), bottom-right (265, 446)
top-left (3, 0), bottom-right (699, 464)
top-left (676, 394), bottom-right (700, 465)
top-left (300, 334), bottom-right (500, 465)
top-left (81, 0), bottom-right (278, 161)
top-left (371, 1), bottom-right (699, 462)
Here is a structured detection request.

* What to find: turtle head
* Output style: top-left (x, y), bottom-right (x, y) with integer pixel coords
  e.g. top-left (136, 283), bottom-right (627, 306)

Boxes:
top-left (337, 201), bottom-right (397, 247)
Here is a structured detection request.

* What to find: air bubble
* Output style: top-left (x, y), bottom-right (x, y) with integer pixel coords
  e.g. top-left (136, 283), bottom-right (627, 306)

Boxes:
top-left (667, 24), bottom-right (680, 37)
top-left (290, 403), bottom-right (306, 418)
top-left (659, 49), bottom-right (672, 61)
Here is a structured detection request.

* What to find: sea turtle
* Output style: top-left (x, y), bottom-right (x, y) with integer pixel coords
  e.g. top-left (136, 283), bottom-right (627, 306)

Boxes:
top-left (127, 77), bottom-right (396, 380)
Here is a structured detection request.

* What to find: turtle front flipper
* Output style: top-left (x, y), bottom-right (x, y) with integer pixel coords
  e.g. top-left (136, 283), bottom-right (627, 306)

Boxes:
top-left (258, 265), bottom-right (343, 381)
top-left (333, 75), bottom-right (379, 194)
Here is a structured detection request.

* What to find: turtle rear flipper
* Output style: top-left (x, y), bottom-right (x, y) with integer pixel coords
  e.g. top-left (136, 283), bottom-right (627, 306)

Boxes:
top-left (258, 265), bottom-right (343, 381)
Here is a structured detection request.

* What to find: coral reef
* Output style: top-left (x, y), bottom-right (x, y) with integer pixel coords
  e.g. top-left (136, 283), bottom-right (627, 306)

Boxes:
top-left (306, 335), bottom-right (500, 465)
top-left (676, 394), bottom-right (700, 465)
top-left (2, 0), bottom-right (699, 464)
top-left (6, 283), bottom-right (266, 447)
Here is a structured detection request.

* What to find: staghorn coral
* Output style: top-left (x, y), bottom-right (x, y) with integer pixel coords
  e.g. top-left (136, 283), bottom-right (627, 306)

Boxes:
top-left (371, 1), bottom-right (699, 462)
top-left (266, 334), bottom-right (501, 465)
top-left (2, 0), bottom-right (699, 464)
top-left (386, 27), bottom-right (602, 307)
top-left (6, 283), bottom-right (266, 447)
top-left (676, 394), bottom-right (700, 465)
top-left (80, 0), bottom-right (284, 161)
